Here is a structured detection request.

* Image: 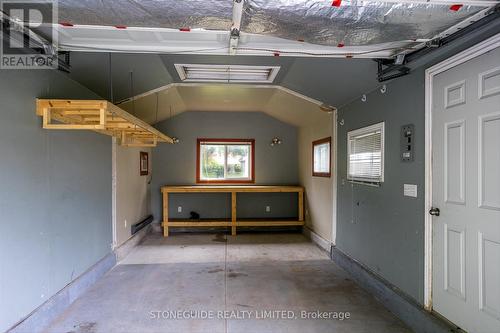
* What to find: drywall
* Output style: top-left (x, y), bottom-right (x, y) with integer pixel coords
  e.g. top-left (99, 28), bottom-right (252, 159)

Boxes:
top-left (68, 52), bottom-right (173, 103)
top-left (336, 69), bottom-right (426, 304)
top-left (113, 143), bottom-right (152, 247)
top-left (68, 52), bottom-right (380, 108)
top-left (152, 111), bottom-right (299, 221)
top-left (298, 116), bottom-right (334, 242)
top-left (334, 24), bottom-right (500, 306)
top-left (0, 69), bottom-right (112, 332)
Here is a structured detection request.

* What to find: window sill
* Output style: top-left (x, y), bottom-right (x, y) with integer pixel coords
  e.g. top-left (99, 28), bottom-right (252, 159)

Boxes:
top-left (196, 180), bottom-right (255, 185)
top-left (313, 172), bottom-right (331, 178)
top-left (347, 180), bottom-right (382, 187)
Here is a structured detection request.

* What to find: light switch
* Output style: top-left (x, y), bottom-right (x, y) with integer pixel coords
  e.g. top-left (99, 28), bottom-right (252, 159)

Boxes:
top-left (401, 124), bottom-right (415, 162)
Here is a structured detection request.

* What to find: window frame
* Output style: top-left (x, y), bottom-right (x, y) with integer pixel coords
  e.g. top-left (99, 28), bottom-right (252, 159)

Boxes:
top-left (196, 138), bottom-right (255, 184)
top-left (347, 121), bottom-right (385, 184)
top-left (312, 137), bottom-right (331, 178)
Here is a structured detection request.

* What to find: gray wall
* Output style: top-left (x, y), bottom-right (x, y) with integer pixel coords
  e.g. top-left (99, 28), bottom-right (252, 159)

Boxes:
top-left (152, 111), bottom-right (299, 221)
top-left (0, 69), bottom-right (112, 332)
top-left (336, 69), bottom-right (426, 304)
top-left (334, 23), bottom-right (500, 306)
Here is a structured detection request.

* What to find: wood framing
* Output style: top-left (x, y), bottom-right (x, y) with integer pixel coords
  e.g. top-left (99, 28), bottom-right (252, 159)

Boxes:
top-left (196, 138), bottom-right (255, 184)
top-left (36, 99), bottom-right (173, 147)
top-left (161, 185), bottom-right (305, 237)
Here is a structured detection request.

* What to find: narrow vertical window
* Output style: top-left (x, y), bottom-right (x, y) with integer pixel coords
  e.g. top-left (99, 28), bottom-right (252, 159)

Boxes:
top-left (312, 137), bottom-right (331, 177)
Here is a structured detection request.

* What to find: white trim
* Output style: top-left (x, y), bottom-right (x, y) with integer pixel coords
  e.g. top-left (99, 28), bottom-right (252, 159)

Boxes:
top-left (115, 83), bottom-right (325, 107)
top-left (303, 226), bottom-right (331, 253)
top-left (275, 86), bottom-right (324, 106)
top-left (331, 110), bottom-right (338, 245)
top-left (111, 137), bottom-right (117, 250)
top-left (424, 32), bottom-right (500, 311)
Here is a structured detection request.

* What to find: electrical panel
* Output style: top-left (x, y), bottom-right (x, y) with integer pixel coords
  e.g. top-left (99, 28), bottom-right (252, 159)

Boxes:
top-left (401, 124), bottom-right (414, 162)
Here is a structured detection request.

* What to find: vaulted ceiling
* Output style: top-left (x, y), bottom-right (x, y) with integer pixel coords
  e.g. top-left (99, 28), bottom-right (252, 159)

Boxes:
top-left (117, 84), bottom-right (332, 127)
top-left (66, 51), bottom-right (380, 127)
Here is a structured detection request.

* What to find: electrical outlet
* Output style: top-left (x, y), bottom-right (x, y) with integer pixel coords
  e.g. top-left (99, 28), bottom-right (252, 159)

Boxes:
top-left (124, 220), bottom-right (127, 228)
top-left (178, 206), bottom-right (182, 213)
top-left (265, 206), bottom-right (271, 213)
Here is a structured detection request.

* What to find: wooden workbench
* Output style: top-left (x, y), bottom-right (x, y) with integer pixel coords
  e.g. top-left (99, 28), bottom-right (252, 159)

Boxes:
top-left (161, 185), bottom-right (305, 237)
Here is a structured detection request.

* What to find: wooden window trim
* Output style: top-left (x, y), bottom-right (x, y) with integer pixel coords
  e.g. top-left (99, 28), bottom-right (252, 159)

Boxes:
top-left (140, 151), bottom-right (149, 176)
top-left (312, 137), bottom-right (331, 178)
top-left (196, 138), bottom-right (255, 184)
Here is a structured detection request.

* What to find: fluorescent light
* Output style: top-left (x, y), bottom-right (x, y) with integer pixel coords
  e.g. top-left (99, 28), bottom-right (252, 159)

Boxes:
top-left (174, 64), bottom-right (280, 83)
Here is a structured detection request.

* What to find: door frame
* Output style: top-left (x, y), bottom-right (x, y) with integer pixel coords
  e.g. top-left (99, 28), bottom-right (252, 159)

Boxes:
top-left (424, 33), bottom-right (500, 311)
top-left (331, 109), bottom-right (338, 244)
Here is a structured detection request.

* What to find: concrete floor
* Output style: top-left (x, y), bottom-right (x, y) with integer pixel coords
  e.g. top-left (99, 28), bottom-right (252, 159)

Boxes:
top-left (45, 232), bottom-right (412, 333)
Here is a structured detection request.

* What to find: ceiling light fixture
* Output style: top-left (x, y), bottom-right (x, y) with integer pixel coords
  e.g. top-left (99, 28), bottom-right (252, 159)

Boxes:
top-left (270, 137), bottom-right (282, 146)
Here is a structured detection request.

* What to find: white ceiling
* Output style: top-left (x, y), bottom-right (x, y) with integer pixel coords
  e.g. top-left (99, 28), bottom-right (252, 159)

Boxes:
top-left (118, 84), bottom-right (332, 128)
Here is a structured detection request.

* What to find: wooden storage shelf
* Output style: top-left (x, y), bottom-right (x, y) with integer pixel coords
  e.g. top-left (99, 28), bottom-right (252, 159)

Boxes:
top-left (161, 185), bottom-right (305, 237)
top-left (36, 99), bottom-right (173, 147)
top-left (167, 218), bottom-right (303, 228)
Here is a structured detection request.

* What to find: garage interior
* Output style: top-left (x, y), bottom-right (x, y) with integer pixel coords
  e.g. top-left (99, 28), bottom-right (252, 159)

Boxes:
top-left (1, 1), bottom-right (500, 333)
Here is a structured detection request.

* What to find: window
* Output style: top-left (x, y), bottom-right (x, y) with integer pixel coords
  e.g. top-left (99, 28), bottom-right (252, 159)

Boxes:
top-left (347, 122), bottom-right (385, 184)
top-left (175, 64), bottom-right (280, 83)
top-left (312, 137), bottom-right (331, 177)
top-left (197, 139), bottom-right (255, 183)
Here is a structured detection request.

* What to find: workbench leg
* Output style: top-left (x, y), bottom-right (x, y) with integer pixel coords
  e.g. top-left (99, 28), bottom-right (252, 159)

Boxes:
top-left (298, 190), bottom-right (304, 222)
top-left (163, 192), bottom-right (169, 237)
top-left (231, 192), bottom-right (237, 236)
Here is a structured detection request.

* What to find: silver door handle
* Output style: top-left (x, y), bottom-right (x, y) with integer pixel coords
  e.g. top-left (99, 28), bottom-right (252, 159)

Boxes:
top-left (429, 207), bottom-right (440, 216)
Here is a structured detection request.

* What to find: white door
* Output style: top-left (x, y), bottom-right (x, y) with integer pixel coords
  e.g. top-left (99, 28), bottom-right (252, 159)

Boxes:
top-left (432, 45), bottom-right (500, 333)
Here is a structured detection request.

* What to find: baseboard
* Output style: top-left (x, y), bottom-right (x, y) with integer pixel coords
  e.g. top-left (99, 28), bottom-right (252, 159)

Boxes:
top-left (7, 253), bottom-right (116, 333)
top-left (151, 220), bottom-right (162, 233)
top-left (330, 246), bottom-right (462, 333)
top-left (115, 224), bottom-right (152, 262)
top-left (302, 226), bottom-right (331, 252)
top-left (8, 225), bottom-right (152, 333)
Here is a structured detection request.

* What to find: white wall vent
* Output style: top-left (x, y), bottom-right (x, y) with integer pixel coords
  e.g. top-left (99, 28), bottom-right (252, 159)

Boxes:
top-left (174, 64), bottom-right (280, 83)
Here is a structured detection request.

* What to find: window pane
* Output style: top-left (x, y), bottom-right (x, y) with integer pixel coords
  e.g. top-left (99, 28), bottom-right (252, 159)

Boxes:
top-left (347, 122), bottom-right (384, 183)
top-left (226, 145), bottom-right (250, 179)
top-left (314, 142), bottom-right (330, 173)
top-left (200, 144), bottom-right (225, 180)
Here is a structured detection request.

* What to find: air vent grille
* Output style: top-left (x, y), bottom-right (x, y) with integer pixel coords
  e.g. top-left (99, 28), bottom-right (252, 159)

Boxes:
top-left (174, 64), bottom-right (280, 83)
